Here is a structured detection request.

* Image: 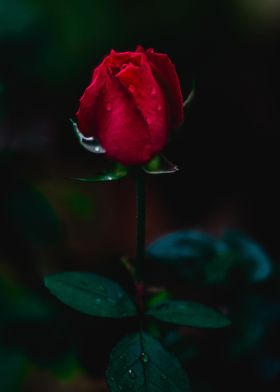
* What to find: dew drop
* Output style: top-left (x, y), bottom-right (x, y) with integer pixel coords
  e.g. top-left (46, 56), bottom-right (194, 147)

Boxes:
top-left (128, 369), bottom-right (136, 379)
top-left (128, 84), bottom-right (136, 93)
top-left (106, 103), bottom-right (112, 111)
top-left (118, 385), bottom-right (123, 391)
top-left (160, 373), bottom-right (167, 380)
top-left (95, 298), bottom-right (102, 305)
top-left (150, 87), bottom-right (156, 96)
top-left (93, 146), bottom-right (104, 153)
top-left (90, 142), bottom-right (106, 154)
top-left (146, 117), bottom-right (152, 125)
top-left (157, 103), bottom-right (162, 111)
top-left (98, 285), bottom-right (105, 292)
top-left (107, 298), bottom-right (116, 304)
top-left (140, 352), bottom-right (149, 363)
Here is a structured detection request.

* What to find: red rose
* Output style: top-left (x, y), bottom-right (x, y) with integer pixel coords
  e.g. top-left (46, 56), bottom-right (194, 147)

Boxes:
top-left (76, 46), bottom-right (184, 165)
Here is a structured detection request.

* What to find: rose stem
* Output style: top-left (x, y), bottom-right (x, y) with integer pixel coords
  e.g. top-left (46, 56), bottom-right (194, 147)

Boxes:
top-left (134, 167), bottom-right (146, 312)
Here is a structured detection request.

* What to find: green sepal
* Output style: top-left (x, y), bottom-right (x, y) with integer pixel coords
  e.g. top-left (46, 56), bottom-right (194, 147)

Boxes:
top-left (70, 119), bottom-right (106, 154)
top-left (44, 272), bottom-right (137, 318)
top-left (106, 332), bottom-right (191, 392)
top-left (143, 155), bottom-right (178, 175)
top-left (146, 299), bottom-right (231, 328)
top-left (72, 164), bottom-right (128, 183)
top-left (183, 81), bottom-right (195, 110)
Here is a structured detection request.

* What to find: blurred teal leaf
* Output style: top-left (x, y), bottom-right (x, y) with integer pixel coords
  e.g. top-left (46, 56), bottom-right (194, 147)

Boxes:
top-left (106, 332), bottom-right (191, 392)
top-left (148, 230), bottom-right (272, 285)
top-left (44, 272), bottom-right (136, 318)
top-left (143, 155), bottom-right (178, 174)
top-left (147, 300), bottom-right (231, 328)
top-left (147, 231), bottom-right (219, 263)
top-left (222, 231), bottom-right (272, 282)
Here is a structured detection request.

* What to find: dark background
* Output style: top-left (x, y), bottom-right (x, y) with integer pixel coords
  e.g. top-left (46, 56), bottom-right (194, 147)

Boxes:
top-left (0, 0), bottom-right (280, 391)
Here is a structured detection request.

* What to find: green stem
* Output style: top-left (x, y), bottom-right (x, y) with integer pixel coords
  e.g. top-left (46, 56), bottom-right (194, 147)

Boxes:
top-left (135, 167), bottom-right (146, 283)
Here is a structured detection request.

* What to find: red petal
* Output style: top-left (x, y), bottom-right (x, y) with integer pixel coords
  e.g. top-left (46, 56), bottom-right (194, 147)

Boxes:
top-left (136, 45), bottom-right (145, 52)
top-left (146, 49), bottom-right (184, 128)
top-left (94, 73), bottom-right (166, 165)
top-left (107, 51), bottom-right (142, 68)
top-left (76, 59), bottom-right (107, 137)
top-left (115, 54), bottom-right (168, 156)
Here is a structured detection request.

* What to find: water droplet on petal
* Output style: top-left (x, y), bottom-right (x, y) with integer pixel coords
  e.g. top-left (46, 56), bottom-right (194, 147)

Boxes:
top-left (106, 103), bottom-right (112, 111)
top-left (128, 84), bottom-right (136, 93)
top-left (157, 104), bottom-right (162, 111)
top-left (150, 87), bottom-right (156, 96)
top-left (140, 352), bottom-right (149, 363)
top-left (146, 117), bottom-right (152, 125)
top-left (128, 369), bottom-right (136, 379)
top-left (160, 373), bottom-right (167, 380)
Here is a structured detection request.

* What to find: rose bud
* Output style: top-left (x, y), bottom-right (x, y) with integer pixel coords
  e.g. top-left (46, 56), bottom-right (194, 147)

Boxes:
top-left (76, 46), bottom-right (184, 166)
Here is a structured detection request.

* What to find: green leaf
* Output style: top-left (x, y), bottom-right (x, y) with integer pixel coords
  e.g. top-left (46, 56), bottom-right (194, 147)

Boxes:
top-left (143, 155), bottom-right (178, 174)
top-left (72, 164), bottom-right (128, 183)
top-left (44, 272), bottom-right (137, 318)
top-left (147, 300), bottom-right (231, 328)
top-left (147, 231), bottom-right (220, 263)
top-left (106, 332), bottom-right (191, 392)
top-left (147, 290), bottom-right (171, 308)
top-left (72, 165), bottom-right (128, 182)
